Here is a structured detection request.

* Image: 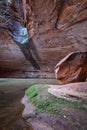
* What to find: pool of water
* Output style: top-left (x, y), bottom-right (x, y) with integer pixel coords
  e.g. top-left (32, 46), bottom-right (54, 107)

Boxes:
top-left (0, 78), bottom-right (57, 130)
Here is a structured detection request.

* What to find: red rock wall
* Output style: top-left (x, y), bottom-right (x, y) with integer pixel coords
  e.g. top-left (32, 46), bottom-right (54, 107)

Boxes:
top-left (0, 0), bottom-right (87, 77)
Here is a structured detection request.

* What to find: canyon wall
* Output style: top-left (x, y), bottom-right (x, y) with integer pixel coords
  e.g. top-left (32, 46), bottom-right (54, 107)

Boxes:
top-left (0, 0), bottom-right (87, 77)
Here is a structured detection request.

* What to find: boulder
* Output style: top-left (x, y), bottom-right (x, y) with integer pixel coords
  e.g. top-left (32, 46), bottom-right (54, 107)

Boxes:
top-left (54, 52), bottom-right (87, 84)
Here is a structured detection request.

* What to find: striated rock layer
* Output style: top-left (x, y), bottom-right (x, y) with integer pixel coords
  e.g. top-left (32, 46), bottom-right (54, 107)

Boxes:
top-left (54, 52), bottom-right (87, 84)
top-left (48, 82), bottom-right (87, 102)
top-left (0, 0), bottom-right (87, 77)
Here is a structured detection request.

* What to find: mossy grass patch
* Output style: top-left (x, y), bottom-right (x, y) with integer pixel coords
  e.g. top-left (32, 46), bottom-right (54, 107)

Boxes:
top-left (25, 84), bottom-right (87, 115)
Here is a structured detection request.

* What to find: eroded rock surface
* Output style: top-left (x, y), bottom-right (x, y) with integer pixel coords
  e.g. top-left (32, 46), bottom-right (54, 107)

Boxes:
top-left (54, 52), bottom-right (87, 84)
top-left (48, 82), bottom-right (87, 102)
top-left (22, 95), bottom-right (74, 130)
top-left (0, 0), bottom-right (87, 77)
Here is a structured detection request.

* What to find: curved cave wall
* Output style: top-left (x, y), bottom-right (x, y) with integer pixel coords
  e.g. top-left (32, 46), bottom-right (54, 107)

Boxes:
top-left (0, 0), bottom-right (87, 77)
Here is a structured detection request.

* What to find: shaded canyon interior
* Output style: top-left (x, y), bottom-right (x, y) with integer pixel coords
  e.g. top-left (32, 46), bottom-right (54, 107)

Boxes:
top-left (0, 0), bottom-right (87, 77)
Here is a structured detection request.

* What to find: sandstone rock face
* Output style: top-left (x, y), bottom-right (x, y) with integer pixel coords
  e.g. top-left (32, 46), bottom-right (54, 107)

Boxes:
top-left (0, 0), bottom-right (87, 77)
top-left (48, 82), bottom-right (87, 102)
top-left (54, 52), bottom-right (87, 84)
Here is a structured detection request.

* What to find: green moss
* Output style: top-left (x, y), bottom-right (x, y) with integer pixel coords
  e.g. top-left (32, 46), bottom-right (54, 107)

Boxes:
top-left (25, 85), bottom-right (38, 99)
top-left (25, 84), bottom-right (87, 115)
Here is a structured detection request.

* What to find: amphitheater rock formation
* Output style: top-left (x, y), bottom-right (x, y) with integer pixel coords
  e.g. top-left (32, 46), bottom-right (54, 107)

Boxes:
top-left (0, 0), bottom-right (87, 77)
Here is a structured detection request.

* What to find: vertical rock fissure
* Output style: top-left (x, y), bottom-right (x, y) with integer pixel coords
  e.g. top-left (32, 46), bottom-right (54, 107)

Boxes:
top-left (18, 42), bottom-right (40, 70)
top-left (0, 0), bottom-right (40, 70)
top-left (55, 0), bottom-right (65, 28)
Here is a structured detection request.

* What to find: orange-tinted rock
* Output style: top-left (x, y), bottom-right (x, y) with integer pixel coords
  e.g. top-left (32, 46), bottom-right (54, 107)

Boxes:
top-left (54, 52), bottom-right (87, 84)
top-left (0, 0), bottom-right (87, 77)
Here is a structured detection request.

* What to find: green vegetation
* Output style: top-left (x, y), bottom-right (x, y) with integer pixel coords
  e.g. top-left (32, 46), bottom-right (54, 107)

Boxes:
top-left (25, 84), bottom-right (87, 115)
